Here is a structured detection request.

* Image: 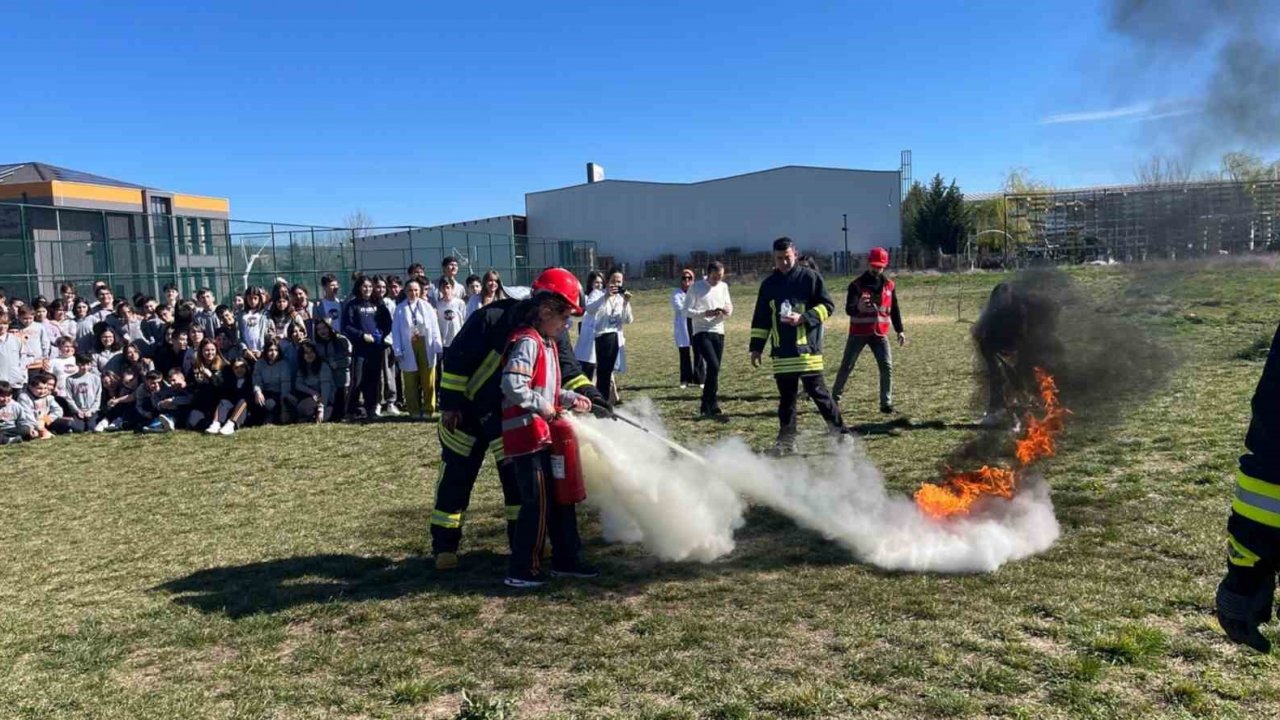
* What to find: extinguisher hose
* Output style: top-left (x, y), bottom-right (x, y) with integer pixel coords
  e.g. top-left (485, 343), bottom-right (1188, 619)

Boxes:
top-left (607, 411), bottom-right (708, 465)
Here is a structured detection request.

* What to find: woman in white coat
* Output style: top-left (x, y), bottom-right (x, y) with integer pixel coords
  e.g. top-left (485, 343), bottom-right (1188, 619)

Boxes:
top-left (672, 269), bottom-right (705, 388)
top-left (585, 267), bottom-right (633, 405)
top-left (391, 278), bottom-right (444, 419)
top-left (574, 271), bottom-right (606, 378)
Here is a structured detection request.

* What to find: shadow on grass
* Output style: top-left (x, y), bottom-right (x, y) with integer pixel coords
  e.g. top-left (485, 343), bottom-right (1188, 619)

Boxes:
top-left (153, 507), bottom-right (856, 617)
top-left (848, 417), bottom-right (984, 436)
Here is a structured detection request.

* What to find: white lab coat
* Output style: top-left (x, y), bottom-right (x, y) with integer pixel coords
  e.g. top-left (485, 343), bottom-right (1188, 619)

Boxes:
top-left (671, 288), bottom-right (691, 348)
top-left (391, 299), bottom-right (443, 373)
top-left (574, 289), bottom-right (603, 364)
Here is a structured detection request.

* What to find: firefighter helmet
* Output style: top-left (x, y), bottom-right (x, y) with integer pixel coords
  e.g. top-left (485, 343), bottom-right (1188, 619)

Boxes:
top-left (531, 267), bottom-right (585, 316)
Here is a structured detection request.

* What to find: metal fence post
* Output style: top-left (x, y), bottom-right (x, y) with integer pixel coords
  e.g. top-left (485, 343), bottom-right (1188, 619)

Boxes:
top-left (18, 203), bottom-right (32, 299)
top-left (310, 226), bottom-right (319, 293)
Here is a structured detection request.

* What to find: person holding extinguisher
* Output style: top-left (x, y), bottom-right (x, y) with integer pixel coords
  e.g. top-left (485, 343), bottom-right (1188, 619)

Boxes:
top-left (499, 280), bottom-right (599, 589)
top-left (831, 247), bottom-right (906, 414)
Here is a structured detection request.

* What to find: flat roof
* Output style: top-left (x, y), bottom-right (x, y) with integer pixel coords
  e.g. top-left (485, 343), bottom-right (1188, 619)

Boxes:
top-left (528, 164), bottom-right (900, 196)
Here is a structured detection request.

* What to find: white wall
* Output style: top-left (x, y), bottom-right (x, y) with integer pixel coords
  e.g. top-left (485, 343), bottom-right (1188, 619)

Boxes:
top-left (356, 216), bottom-right (519, 275)
top-left (525, 166), bottom-right (900, 267)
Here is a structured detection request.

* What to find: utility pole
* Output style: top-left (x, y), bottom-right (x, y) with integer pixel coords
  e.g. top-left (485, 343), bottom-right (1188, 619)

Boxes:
top-left (842, 213), bottom-right (849, 274)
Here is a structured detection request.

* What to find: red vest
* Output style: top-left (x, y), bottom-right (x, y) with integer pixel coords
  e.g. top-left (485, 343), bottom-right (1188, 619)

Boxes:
top-left (849, 278), bottom-right (894, 337)
top-left (501, 327), bottom-right (561, 457)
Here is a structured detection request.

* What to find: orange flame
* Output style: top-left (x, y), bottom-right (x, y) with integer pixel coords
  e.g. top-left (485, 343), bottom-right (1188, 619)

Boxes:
top-left (915, 369), bottom-right (1068, 519)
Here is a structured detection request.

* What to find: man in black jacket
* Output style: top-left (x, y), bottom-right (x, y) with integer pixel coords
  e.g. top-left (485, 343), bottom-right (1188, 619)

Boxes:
top-left (432, 272), bottom-right (608, 570)
top-left (1217, 321), bottom-right (1280, 652)
top-left (748, 237), bottom-right (846, 454)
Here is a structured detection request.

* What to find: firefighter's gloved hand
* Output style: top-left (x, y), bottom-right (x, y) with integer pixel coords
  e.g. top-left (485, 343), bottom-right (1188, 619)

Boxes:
top-left (1216, 576), bottom-right (1275, 653)
top-left (590, 401), bottom-right (614, 420)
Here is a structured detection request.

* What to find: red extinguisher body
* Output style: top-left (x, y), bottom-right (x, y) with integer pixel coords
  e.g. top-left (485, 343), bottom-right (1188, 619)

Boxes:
top-left (549, 415), bottom-right (587, 505)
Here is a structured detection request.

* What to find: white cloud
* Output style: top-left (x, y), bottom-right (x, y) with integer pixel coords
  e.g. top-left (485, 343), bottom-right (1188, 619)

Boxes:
top-left (1040, 99), bottom-right (1199, 125)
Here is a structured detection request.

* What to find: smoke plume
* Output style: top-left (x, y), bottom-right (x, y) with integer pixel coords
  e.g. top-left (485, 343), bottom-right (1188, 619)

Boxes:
top-left (1104, 0), bottom-right (1280, 152)
top-left (574, 400), bottom-right (1059, 574)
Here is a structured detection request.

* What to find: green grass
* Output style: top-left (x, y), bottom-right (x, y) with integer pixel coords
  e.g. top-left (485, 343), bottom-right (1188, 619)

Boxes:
top-left (2, 260), bottom-right (1279, 719)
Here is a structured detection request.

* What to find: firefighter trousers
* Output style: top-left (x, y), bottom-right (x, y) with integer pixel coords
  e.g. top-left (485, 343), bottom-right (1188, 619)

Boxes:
top-left (775, 372), bottom-right (844, 441)
top-left (430, 411), bottom-right (522, 555)
top-left (508, 449), bottom-right (582, 580)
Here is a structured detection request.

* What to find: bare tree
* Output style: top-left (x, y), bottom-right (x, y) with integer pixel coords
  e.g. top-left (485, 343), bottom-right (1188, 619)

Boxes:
top-left (343, 209), bottom-right (375, 238)
top-left (1134, 156), bottom-right (1192, 185)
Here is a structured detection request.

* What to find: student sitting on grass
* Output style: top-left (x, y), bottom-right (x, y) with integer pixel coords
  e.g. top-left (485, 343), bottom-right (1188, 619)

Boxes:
top-left (92, 323), bottom-right (123, 380)
top-left (18, 371), bottom-right (67, 438)
top-left (280, 320), bottom-right (307, 374)
top-left (152, 330), bottom-right (188, 380)
top-left (99, 367), bottom-right (142, 432)
top-left (65, 354), bottom-right (102, 433)
top-left (190, 339), bottom-right (228, 433)
top-left (0, 380), bottom-right (38, 445)
top-left (252, 339), bottom-right (292, 424)
top-left (214, 304), bottom-right (241, 363)
top-left (289, 340), bottom-right (334, 424)
top-left (214, 357), bottom-right (257, 433)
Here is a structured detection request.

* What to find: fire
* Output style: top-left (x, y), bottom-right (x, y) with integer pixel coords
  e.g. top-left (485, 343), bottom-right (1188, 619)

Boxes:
top-left (915, 369), bottom-right (1068, 519)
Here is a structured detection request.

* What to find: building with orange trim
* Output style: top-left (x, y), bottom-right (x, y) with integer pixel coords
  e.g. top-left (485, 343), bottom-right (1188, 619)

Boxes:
top-left (0, 162), bottom-right (231, 300)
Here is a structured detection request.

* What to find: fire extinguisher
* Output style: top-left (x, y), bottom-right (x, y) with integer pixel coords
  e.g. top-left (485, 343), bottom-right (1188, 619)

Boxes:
top-left (549, 414), bottom-right (587, 505)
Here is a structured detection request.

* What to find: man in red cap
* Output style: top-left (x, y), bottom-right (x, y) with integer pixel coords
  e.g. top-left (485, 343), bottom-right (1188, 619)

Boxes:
top-left (832, 246), bottom-right (905, 414)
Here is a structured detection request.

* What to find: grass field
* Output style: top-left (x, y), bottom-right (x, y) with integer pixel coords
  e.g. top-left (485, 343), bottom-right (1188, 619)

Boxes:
top-left (3, 261), bottom-right (1279, 719)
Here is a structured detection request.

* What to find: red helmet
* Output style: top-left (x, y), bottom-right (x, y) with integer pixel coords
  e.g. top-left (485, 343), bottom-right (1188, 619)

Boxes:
top-left (531, 267), bottom-right (585, 316)
top-left (868, 247), bottom-right (890, 268)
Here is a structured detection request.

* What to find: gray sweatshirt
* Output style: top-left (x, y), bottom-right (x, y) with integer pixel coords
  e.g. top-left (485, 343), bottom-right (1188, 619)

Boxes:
top-left (253, 359), bottom-right (293, 397)
top-left (66, 372), bottom-right (103, 415)
top-left (294, 363), bottom-right (335, 404)
top-left (0, 333), bottom-right (24, 385)
top-left (315, 334), bottom-right (353, 386)
top-left (0, 399), bottom-right (36, 435)
top-left (18, 388), bottom-right (63, 423)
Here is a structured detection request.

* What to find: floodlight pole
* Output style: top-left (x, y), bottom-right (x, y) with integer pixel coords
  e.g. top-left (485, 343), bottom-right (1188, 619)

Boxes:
top-left (842, 213), bottom-right (849, 273)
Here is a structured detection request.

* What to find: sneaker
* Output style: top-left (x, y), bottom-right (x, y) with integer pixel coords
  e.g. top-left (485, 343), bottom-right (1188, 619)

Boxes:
top-left (372, 405), bottom-right (383, 418)
top-left (770, 438), bottom-right (798, 457)
top-left (0, 435), bottom-right (21, 445)
top-left (93, 419), bottom-right (109, 433)
top-left (143, 419), bottom-right (166, 434)
top-left (219, 420), bottom-right (236, 436)
top-left (205, 420), bottom-right (222, 435)
top-left (434, 552), bottom-right (459, 571)
top-left (550, 562), bottom-right (600, 579)
top-left (382, 405), bottom-right (403, 417)
top-left (503, 573), bottom-right (546, 589)
top-left (158, 414), bottom-right (175, 432)
top-left (680, 383), bottom-right (688, 389)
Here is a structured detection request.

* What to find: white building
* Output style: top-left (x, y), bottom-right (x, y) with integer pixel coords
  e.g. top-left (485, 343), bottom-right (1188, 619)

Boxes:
top-left (525, 165), bottom-right (901, 270)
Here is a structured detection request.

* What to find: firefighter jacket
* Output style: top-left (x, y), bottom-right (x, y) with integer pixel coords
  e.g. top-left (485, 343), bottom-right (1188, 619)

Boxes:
top-left (440, 299), bottom-right (602, 420)
top-left (748, 265), bottom-right (835, 375)
top-left (846, 272), bottom-right (903, 337)
top-left (1226, 321), bottom-right (1280, 575)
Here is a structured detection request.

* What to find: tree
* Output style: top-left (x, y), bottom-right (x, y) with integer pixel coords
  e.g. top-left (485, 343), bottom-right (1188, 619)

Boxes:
top-left (343, 209), bottom-right (375, 237)
top-left (968, 168), bottom-right (1054, 253)
top-left (1134, 156), bottom-right (1192, 185)
top-left (907, 174), bottom-right (970, 256)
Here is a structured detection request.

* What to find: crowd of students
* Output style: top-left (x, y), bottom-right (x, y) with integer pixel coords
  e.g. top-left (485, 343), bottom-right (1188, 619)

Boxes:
top-left (0, 257), bottom-right (525, 443)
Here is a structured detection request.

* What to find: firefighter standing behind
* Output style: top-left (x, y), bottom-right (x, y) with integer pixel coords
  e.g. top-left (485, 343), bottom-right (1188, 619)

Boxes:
top-left (433, 269), bottom-right (607, 571)
top-left (831, 247), bottom-right (906, 414)
top-left (1216, 320), bottom-right (1280, 652)
top-left (748, 237), bottom-right (847, 454)
top-left (500, 282), bottom-right (598, 588)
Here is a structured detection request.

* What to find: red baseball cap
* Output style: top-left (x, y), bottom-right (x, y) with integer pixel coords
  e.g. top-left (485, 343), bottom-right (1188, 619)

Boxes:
top-left (868, 247), bottom-right (889, 268)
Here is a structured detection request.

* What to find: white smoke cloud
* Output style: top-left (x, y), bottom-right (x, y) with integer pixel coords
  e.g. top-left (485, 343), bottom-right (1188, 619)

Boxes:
top-left (573, 403), bottom-right (1060, 574)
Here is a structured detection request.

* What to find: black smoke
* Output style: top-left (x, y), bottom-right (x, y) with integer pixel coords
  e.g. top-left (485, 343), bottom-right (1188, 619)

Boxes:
top-left (1106, 0), bottom-right (1280, 153)
top-left (949, 269), bottom-right (1175, 467)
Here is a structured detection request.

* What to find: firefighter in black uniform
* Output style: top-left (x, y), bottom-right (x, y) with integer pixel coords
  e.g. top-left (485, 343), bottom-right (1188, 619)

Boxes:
top-left (432, 269), bottom-right (608, 570)
top-left (748, 237), bottom-right (846, 454)
top-left (1216, 321), bottom-right (1280, 652)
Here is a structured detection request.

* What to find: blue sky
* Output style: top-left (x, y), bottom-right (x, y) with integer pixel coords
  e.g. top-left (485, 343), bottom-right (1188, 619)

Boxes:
top-left (6, 0), bottom-right (1266, 227)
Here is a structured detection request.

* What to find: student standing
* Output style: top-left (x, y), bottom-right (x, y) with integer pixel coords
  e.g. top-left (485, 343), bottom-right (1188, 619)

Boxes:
top-left (575, 271), bottom-right (605, 379)
top-left (313, 318), bottom-right (353, 422)
top-left (237, 287), bottom-right (269, 361)
top-left (499, 278), bottom-right (597, 588)
top-left (585, 268), bottom-right (633, 408)
top-left (683, 261), bottom-right (733, 418)
top-left (65, 355), bottom-right (102, 432)
top-left (373, 276), bottom-right (402, 417)
top-left (392, 278), bottom-right (443, 420)
top-left (0, 310), bottom-right (28, 387)
top-left (671, 269), bottom-right (704, 389)
top-left (314, 274), bottom-right (344, 332)
top-left (340, 277), bottom-right (391, 420)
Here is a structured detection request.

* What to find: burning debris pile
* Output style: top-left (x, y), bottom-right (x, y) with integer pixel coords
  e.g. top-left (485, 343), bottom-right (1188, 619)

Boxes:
top-left (916, 369), bottom-right (1068, 518)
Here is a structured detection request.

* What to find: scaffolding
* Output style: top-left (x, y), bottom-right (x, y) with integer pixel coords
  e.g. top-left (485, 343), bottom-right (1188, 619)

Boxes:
top-left (1003, 179), bottom-right (1280, 263)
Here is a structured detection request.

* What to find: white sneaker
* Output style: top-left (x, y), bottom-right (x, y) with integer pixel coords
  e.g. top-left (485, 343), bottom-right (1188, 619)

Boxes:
top-left (206, 420), bottom-right (222, 435)
top-left (93, 419), bottom-right (109, 433)
top-left (373, 405), bottom-right (383, 418)
top-left (219, 420), bottom-right (236, 436)
top-left (680, 383), bottom-right (688, 389)
top-left (159, 414), bottom-right (175, 432)
top-left (382, 405), bottom-right (403, 417)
